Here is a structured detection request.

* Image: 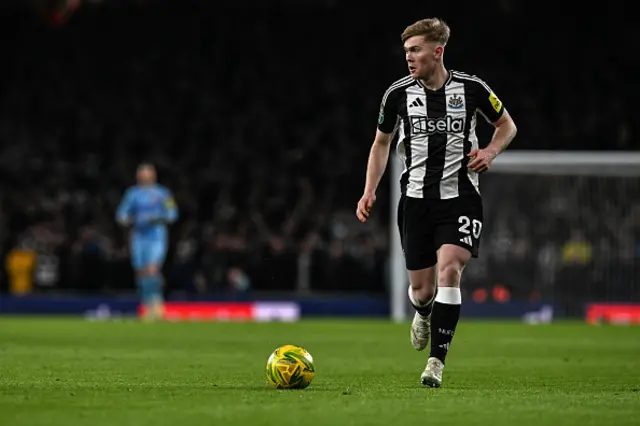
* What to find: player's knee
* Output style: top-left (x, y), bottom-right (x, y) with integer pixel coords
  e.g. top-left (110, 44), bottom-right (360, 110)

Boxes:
top-left (146, 264), bottom-right (160, 275)
top-left (408, 268), bottom-right (437, 301)
top-left (414, 285), bottom-right (436, 303)
top-left (437, 262), bottom-right (464, 287)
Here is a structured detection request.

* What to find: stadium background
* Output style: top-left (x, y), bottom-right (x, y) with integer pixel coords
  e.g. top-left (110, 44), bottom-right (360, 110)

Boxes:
top-left (0, 0), bottom-right (637, 322)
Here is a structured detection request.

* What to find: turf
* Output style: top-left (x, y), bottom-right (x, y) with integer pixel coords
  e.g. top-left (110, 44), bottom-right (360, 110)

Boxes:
top-left (0, 317), bottom-right (639, 426)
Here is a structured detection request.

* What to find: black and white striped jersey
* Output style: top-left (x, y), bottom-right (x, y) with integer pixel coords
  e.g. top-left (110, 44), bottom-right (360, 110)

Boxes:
top-left (377, 70), bottom-right (505, 200)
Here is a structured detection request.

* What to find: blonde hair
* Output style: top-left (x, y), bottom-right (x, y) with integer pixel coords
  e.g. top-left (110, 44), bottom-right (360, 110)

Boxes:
top-left (401, 18), bottom-right (450, 45)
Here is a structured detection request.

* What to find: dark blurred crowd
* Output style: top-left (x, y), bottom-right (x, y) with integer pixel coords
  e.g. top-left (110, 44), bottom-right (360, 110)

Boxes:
top-left (0, 1), bottom-right (637, 303)
top-left (465, 175), bottom-right (640, 308)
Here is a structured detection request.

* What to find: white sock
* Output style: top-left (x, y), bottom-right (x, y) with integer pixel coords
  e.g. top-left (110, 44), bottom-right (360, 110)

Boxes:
top-left (435, 287), bottom-right (462, 305)
top-left (408, 286), bottom-right (437, 321)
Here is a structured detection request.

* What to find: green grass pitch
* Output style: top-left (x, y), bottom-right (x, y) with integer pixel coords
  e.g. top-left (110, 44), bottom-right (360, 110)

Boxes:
top-left (1, 317), bottom-right (639, 426)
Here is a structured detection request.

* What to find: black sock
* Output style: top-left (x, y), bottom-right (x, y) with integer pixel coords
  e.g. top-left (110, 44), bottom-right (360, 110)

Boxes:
top-left (429, 301), bottom-right (461, 364)
top-left (411, 298), bottom-right (435, 317)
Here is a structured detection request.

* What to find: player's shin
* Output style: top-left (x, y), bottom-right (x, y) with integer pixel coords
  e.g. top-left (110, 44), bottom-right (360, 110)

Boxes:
top-left (408, 283), bottom-right (435, 351)
top-left (429, 286), bottom-right (462, 364)
top-left (138, 275), bottom-right (164, 321)
top-left (146, 274), bottom-right (165, 321)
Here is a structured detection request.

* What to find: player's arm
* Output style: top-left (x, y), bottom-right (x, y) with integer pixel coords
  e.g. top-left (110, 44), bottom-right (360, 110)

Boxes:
top-left (468, 82), bottom-right (517, 173)
top-left (484, 109), bottom-right (517, 159)
top-left (162, 191), bottom-right (179, 224)
top-left (363, 130), bottom-right (394, 197)
top-left (115, 189), bottom-right (135, 227)
top-left (357, 93), bottom-right (397, 223)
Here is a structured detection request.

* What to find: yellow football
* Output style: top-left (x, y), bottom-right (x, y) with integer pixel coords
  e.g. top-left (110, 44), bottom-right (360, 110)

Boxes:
top-left (266, 344), bottom-right (315, 389)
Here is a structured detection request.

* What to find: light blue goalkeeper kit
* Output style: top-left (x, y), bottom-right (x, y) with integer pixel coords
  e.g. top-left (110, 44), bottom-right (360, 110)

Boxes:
top-left (116, 184), bottom-right (178, 304)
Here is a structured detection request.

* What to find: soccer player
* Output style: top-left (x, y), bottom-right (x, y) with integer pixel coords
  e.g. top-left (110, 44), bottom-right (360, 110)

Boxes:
top-left (116, 163), bottom-right (179, 321)
top-left (356, 18), bottom-right (517, 387)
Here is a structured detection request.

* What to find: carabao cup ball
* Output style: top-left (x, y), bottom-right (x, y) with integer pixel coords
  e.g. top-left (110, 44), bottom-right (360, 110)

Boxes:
top-left (266, 344), bottom-right (315, 389)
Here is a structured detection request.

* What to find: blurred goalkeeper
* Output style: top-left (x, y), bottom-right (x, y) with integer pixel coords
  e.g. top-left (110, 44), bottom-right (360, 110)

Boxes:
top-left (116, 163), bottom-right (178, 321)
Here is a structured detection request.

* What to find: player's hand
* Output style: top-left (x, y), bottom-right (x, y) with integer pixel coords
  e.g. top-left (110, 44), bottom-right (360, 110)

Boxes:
top-left (467, 148), bottom-right (498, 173)
top-left (117, 217), bottom-right (132, 227)
top-left (356, 192), bottom-right (376, 223)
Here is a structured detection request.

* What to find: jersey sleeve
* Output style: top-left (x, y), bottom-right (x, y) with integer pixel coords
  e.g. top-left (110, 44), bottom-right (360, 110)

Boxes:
top-left (161, 188), bottom-right (179, 224)
top-left (377, 87), bottom-right (400, 134)
top-left (474, 79), bottom-right (505, 123)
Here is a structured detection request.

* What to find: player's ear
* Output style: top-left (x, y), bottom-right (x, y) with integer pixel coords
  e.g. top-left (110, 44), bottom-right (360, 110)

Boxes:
top-left (434, 45), bottom-right (444, 59)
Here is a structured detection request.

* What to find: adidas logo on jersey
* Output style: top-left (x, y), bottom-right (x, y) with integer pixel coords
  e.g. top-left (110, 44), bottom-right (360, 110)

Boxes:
top-left (409, 97), bottom-right (424, 108)
top-left (460, 236), bottom-right (473, 246)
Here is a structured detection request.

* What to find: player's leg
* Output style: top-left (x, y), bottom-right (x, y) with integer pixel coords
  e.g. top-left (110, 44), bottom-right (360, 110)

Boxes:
top-left (137, 268), bottom-right (157, 322)
top-left (399, 195), bottom-right (438, 350)
top-left (131, 236), bottom-right (159, 321)
top-left (141, 263), bottom-right (163, 321)
top-left (142, 239), bottom-right (168, 321)
top-left (130, 235), bottom-right (149, 317)
top-left (408, 267), bottom-right (437, 350)
top-left (421, 196), bottom-right (483, 388)
top-left (420, 244), bottom-right (470, 387)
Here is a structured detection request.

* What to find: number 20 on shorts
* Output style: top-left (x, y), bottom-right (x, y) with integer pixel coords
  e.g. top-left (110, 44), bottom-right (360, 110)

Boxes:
top-left (458, 215), bottom-right (482, 239)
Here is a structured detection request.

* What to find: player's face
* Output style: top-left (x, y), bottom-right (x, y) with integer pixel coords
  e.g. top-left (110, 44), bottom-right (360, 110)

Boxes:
top-left (404, 35), bottom-right (442, 80)
top-left (137, 167), bottom-right (156, 185)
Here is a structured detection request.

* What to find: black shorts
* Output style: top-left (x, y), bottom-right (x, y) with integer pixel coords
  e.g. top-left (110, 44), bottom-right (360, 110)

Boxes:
top-left (397, 194), bottom-right (484, 270)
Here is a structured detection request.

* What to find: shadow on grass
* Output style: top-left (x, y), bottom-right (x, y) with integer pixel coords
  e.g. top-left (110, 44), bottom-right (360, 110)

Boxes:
top-left (206, 383), bottom-right (346, 393)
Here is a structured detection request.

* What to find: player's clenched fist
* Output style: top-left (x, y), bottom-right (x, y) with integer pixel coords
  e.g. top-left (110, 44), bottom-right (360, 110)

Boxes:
top-left (356, 192), bottom-right (376, 223)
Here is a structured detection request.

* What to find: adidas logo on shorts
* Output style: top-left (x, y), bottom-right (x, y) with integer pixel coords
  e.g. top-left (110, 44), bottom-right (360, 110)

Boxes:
top-left (459, 236), bottom-right (473, 246)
